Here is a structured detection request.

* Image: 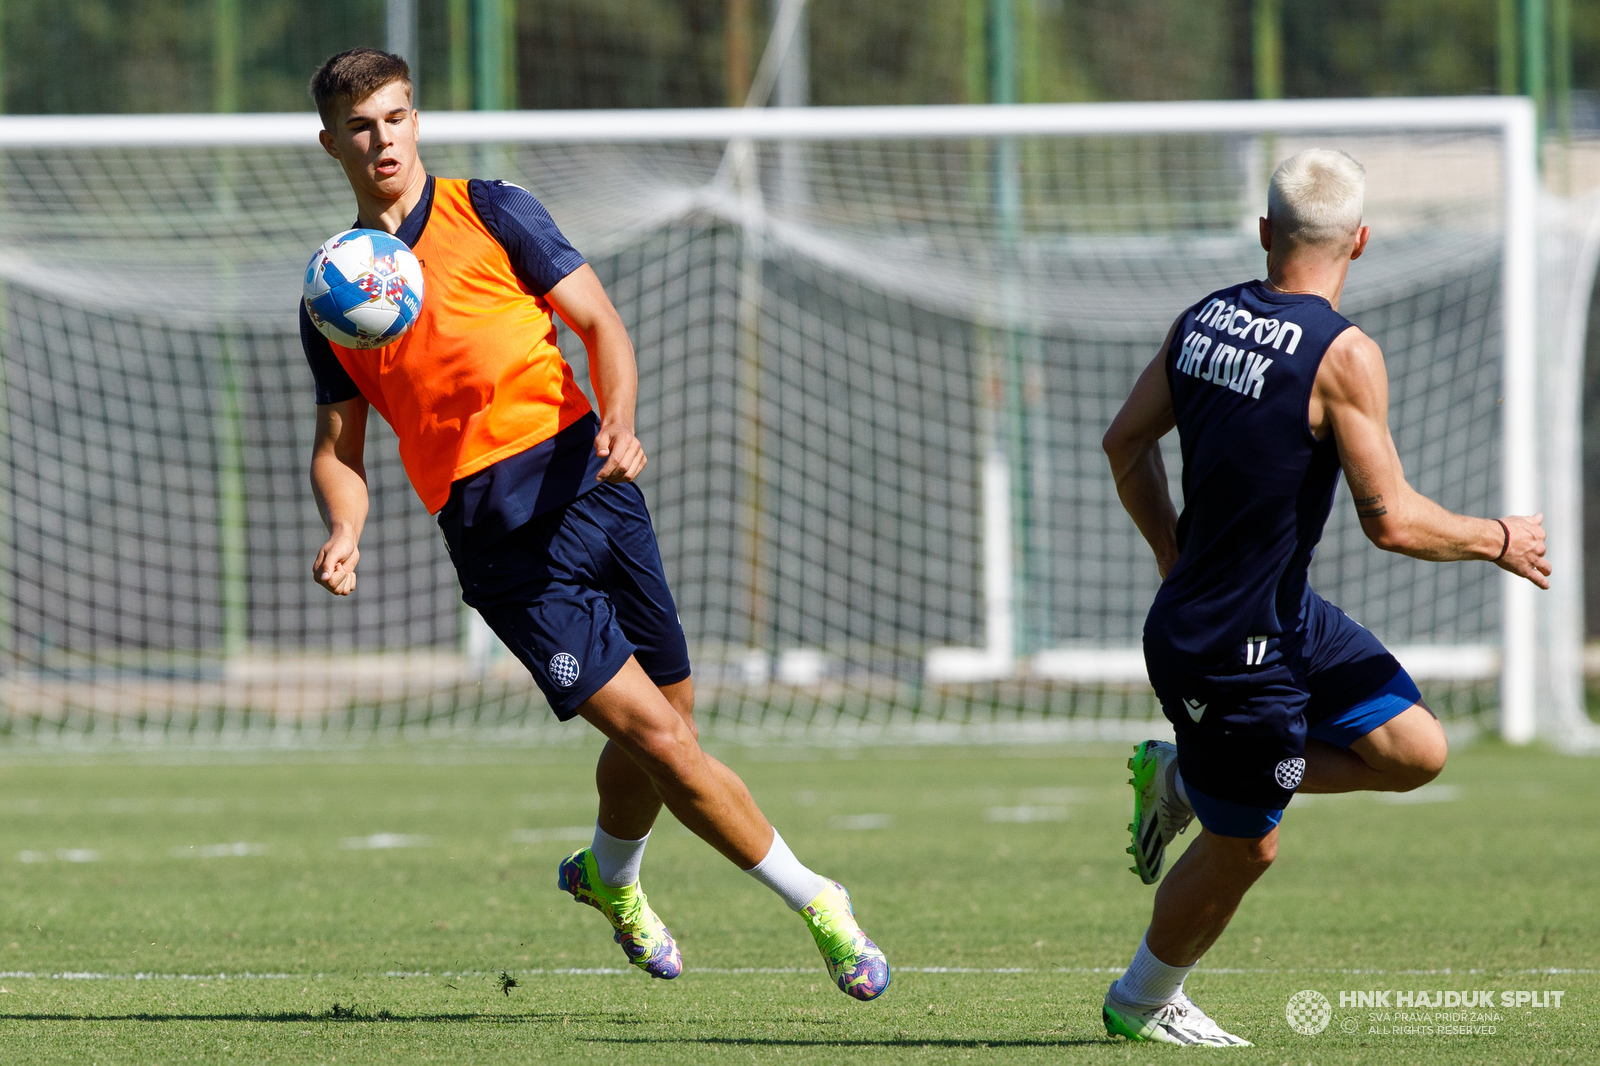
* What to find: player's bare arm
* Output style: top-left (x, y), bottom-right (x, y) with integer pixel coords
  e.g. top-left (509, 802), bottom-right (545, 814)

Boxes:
top-left (310, 396), bottom-right (370, 596)
top-left (1311, 326), bottom-right (1550, 588)
top-left (547, 265), bottom-right (647, 484)
top-left (1103, 317), bottom-right (1182, 578)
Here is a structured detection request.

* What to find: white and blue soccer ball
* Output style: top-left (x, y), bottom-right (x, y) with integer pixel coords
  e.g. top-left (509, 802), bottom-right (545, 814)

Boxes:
top-left (303, 229), bottom-right (425, 349)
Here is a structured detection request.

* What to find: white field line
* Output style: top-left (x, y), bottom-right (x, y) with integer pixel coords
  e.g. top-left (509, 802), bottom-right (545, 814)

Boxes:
top-left (18, 849), bottom-right (101, 864)
top-left (0, 966), bottom-right (1593, 982)
top-left (986, 805), bottom-right (1070, 823)
top-left (827, 814), bottom-right (893, 830)
top-left (171, 843), bottom-right (269, 858)
top-left (17, 826), bottom-right (604, 864)
top-left (338, 833), bottom-right (432, 850)
top-left (509, 827), bottom-right (591, 844)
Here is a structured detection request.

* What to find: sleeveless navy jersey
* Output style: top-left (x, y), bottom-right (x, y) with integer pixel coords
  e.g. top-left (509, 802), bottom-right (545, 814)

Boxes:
top-left (1144, 280), bottom-right (1356, 665)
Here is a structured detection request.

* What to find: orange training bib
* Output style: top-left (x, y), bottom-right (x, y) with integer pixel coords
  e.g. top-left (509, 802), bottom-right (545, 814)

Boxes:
top-left (328, 177), bottom-right (591, 513)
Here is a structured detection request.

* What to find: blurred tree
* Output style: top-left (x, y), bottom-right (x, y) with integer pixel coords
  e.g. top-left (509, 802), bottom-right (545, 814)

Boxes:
top-left (0, 0), bottom-right (1598, 115)
top-left (448, 0), bottom-right (470, 109)
top-left (1281, 0), bottom-right (1499, 98)
top-left (215, 0), bottom-right (239, 113)
top-left (1255, 0), bottom-right (1284, 99)
top-left (811, 0), bottom-right (1236, 106)
top-left (240, 2), bottom-right (384, 111)
top-left (514, 0), bottom-right (725, 109)
top-left (475, 0), bottom-right (513, 109)
top-left (1570, 0), bottom-right (1600, 122)
top-left (7, 0), bottom-right (208, 112)
top-left (727, 0), bottom-right (753, 104)
top-left (808, 0), bottom-right (967, 104)
top-left (1, 0), bottom-right (389, 114)
top-left (1051, 0), bottom-right (1245, 101)
top-left (1499, 0), bottom-right (1519, 94)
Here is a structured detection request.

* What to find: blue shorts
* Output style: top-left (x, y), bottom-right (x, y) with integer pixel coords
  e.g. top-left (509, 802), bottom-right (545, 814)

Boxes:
top-left (1147, 593), bottom-right (1423, 838)
top-left (449, 482), bottom-right (691, 719)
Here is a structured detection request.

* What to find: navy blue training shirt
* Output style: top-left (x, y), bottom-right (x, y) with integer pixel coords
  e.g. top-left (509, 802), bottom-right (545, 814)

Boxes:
top-left (1144, 281), bottom-right (1357, 664)
top-left (299, 176), bottom-right (605, 553)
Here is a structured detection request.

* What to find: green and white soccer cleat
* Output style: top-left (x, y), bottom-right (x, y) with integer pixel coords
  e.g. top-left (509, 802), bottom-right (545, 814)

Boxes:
top-left (1103, 983), bottom-right (1252, 1046)
top-left (1126, 739), bottom-right (1194, 885)
top-left (800, 879), bottom-right (890, 1001)
top-left (557, 848), bottom-right (682, 979)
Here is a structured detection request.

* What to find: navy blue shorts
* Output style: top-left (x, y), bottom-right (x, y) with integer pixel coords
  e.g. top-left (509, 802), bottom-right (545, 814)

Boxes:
top-left (1146, 593), bottom-right (1422, 837)
top-left (449, 482), bottom-right (691, 720)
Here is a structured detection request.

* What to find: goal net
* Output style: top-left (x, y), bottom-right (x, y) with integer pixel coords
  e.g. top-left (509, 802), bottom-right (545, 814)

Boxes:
top-left (0, 100), bottom-right (1590, 748)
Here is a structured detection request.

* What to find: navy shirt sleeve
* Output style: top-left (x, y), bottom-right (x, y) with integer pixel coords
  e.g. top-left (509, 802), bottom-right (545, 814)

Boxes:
top-left (468, 179), bottom-right (586, 296)
top-left (299, 300), bottom-right (361, 405)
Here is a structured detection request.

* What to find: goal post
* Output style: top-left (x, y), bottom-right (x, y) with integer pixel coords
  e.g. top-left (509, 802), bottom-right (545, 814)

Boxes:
top-left (0, 98), bottom-right (1585, 748)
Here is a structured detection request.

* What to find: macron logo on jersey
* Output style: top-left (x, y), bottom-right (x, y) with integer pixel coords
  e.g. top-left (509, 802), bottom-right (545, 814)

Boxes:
top-left (1196, 297), bottom-right (1305, 353)
top-left (1173, 297), bottom-right (1304, 401)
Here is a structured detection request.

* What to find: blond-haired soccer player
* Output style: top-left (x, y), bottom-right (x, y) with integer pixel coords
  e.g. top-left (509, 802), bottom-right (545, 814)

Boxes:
top-left (1099, 149), bottom-right (1548, 1044)
top-left (301, 48), bottom-right (887, 1000)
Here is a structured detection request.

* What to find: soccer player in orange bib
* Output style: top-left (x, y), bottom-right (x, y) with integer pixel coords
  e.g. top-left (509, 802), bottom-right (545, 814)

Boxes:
top-left (300, 48), bottom-right (888, 1000)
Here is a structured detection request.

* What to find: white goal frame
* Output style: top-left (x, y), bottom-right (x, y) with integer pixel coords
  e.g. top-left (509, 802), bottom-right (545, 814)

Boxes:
top-left (0, 97), bottom-right (1556, 746)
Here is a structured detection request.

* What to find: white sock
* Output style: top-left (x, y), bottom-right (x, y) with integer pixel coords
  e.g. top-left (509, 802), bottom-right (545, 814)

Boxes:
top-left (744, 830), bottom-right (828, 911)
top-left (590, 823), bottom-right (649, 888)
top-left (1112, 934), bottom-right (1194, 1009)
top-left (1172, 767), bottom-right (1192, 808)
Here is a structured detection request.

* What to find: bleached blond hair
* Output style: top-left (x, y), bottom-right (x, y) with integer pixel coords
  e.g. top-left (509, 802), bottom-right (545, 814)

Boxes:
top-left (1267, 149), bottom-right (1366, 248)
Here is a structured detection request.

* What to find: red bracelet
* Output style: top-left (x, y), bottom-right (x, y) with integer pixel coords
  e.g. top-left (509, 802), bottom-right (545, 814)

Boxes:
top-left (1493, 519), bottom-right (1509, 562)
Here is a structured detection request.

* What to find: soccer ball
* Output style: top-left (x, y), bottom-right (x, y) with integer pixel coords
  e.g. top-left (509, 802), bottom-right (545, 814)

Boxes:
top-left (302, 229), bottom-right (425, 349)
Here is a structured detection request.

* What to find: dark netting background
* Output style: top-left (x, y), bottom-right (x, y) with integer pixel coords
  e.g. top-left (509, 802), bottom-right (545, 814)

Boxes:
top-left (0, 131), bottom-right (1508, 742)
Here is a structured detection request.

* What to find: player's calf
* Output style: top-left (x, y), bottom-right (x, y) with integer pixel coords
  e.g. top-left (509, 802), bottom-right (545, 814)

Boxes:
top-left (1146, 828), bottom-right (1277, 970)
top-left (580, 662), bottom-right (772, 867)
top-left (579, 658), bottom-right (892, 999)
top-left (1107, 829), bottom-right (1273, 1045)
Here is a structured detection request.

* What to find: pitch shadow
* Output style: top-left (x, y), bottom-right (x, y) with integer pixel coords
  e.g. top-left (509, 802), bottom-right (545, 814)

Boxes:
top-left (0, 1010), bottom-right (611, 1025)
top-left (584, 1035), bottom-right (1107, 1049)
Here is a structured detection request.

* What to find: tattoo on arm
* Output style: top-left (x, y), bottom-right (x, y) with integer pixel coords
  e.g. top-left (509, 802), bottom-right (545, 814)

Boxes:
top-left (1354, 494), bottom-right (1388, 519)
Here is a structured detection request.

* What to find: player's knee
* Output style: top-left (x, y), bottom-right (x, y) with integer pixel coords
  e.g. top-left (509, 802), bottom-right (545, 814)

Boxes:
top-left (673, 697), bottom-right (698, 741)
top-left (1391, 718), bottom-right (1448, 791)
top-left (658, 679), bottom-right (697, 738)
top-left (1392, 745), bottom-right (1446, 791)
top-left (1207, 828), bottom-right (1276, 872)
top-left (625, 716), bottom-right (701, 779)
top-left (1243, 833), bottom-right (1277, 869)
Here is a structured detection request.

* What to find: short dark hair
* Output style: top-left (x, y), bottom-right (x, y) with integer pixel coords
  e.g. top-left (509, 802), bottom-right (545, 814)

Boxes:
top-left (309, 48), bottom-right (412, 129)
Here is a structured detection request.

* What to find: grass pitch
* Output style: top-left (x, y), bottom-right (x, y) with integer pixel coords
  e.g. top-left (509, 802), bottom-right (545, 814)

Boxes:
top-left (0, 736), bottom-right (1593, 1063)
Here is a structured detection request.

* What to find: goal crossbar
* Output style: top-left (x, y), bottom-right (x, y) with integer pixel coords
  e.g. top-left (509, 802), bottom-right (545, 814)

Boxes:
top-left (0, 97), bottom-right (1536, 147)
